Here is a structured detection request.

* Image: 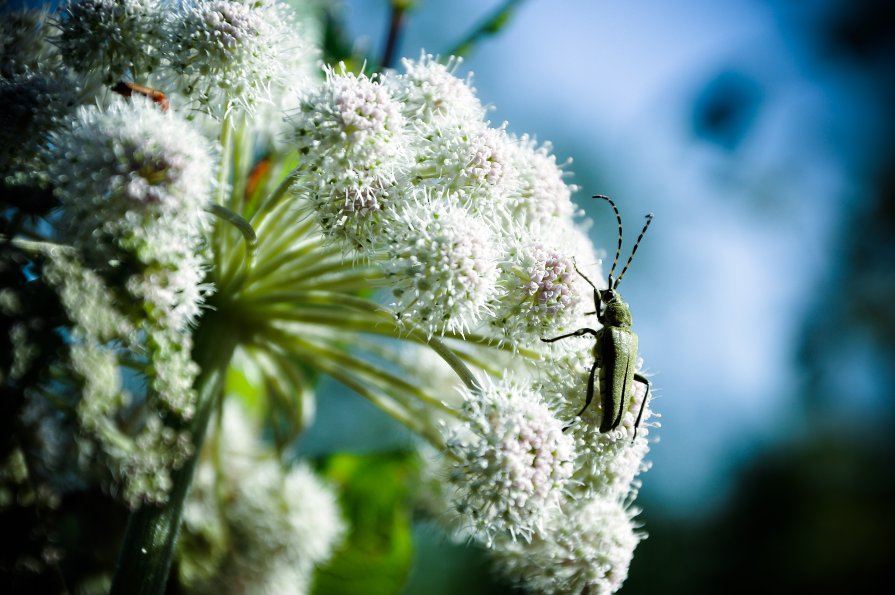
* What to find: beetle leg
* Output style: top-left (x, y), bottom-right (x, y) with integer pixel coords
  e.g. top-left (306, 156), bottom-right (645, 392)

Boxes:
top-left (631, 373), bottom-right (651, 441)
top-left (541, 327), bottom-right (599, 343)
top-left (578, 359), bottom-right (600, 419)
top-left (563, 359), bottom-right (599, 432)
top-left (572, 257), bottom-right (601, 314)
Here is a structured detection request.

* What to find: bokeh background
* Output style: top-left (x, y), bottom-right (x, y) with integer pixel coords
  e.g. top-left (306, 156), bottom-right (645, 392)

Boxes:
top-left (324, 0), bottom-right (895, 592)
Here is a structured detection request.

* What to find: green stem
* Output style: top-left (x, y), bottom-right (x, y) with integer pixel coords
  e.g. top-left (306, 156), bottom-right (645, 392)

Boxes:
top-left (213, 115), bottom-right (234, 279)
top-left (250, 167), bottom-right (301, 232)
top-left (426, 335), bottom-right (481, 392)
top-left (208, 203), bottom-right (257, 294)
top-left (109, 312), bottom-right (238, 595)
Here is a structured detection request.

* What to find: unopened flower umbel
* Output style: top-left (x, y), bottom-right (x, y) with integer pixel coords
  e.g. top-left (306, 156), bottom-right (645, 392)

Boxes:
top-left (0, 3), bottom-right (657, 594)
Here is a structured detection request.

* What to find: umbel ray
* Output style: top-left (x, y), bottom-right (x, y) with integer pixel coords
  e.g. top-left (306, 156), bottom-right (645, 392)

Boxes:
top-left (543, 195), bottom-right (653, 439)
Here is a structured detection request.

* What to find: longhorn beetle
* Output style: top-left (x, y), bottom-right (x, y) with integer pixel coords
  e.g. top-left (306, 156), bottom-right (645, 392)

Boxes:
top-left (542, 195), bottom-right (653, 439)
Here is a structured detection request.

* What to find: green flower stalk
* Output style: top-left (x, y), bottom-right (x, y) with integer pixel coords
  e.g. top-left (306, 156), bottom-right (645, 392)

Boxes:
top-left (0, 2), bottom-right (657, 594)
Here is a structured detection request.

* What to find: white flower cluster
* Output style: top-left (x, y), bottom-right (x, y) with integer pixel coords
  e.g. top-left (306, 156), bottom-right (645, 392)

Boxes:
top-left (290, 64), bottom-right (407, 244)
top-left (40, 98), bottom-right (212, 453)
top-left (385, 195), bottom-right (500, 335)
top-left (289, 55), bottom-right (592, 340)
top-left (49, 0), bottom-right (316, 117)
top-left (179, 403), bottom-right (345, 595)
top-left (1, 0), bottom-right (322, 522)
top-left (40, 249), bottom-right (195, 507)
top-left (45, 97), bottom-right (213, 329)
top-left (467, 336), bottom-right (654, 594)
top-left (55, 0), bottom-right (167, 84)
top-left (1, 7), bottom-right (56, 76)
top-left (443, 376), bottom-right (574, 545)
top-left (0, 71), bottom-right (81, 180)
top-left (277, 56), bottom-right (651, 594)
top-left (432, 362), bottom-right (652, 594)
top-left (166, 0), bottom-right (315, 117)
top-left (493, 498), bottom-right (642, 595)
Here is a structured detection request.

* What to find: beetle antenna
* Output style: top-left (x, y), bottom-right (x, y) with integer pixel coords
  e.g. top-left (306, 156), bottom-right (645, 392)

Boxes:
top-left (594, 195), bottom-right (623, 283)
top-left (615, 213), bottom-right (653, 287)
top-left (571, 257), bottom-right (599, 292)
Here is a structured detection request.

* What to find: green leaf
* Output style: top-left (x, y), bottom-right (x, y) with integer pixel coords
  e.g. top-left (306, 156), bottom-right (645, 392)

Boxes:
top-left (312, 451), bottom-right (418, 595)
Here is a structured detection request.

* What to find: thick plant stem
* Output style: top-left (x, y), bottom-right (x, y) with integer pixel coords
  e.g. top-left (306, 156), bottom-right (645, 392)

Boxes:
top-left (110, 313), bottom-right (237, 595)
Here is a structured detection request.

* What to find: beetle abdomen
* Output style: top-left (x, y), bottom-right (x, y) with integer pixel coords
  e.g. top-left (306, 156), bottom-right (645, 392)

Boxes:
top-left (598, 326), bottom-right (638, 432)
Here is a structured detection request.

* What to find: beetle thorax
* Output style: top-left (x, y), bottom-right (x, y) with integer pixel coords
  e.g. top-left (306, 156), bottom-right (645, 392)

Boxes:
top-left (601, 292), bottom-right (632, 327)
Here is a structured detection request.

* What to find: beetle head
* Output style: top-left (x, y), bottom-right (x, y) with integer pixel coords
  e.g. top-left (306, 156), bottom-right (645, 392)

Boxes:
top-left (599, 288), bottom-right (620, 305)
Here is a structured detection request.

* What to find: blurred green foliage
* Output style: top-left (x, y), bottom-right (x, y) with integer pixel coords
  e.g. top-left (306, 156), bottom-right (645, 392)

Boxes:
top-left (313, 452), bottom-right (416, 595)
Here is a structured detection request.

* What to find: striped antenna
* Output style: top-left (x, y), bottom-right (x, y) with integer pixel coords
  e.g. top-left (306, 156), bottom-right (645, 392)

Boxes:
top-left (594, 195), bottom-right (623, 285)
top-left (615, 213), bottom-right (654, 287)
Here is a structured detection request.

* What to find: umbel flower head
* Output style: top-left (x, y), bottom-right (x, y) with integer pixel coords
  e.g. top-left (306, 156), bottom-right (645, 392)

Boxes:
top-left (44, 96), bottom-right (214, 328)
top-left (44, 97), bottom-right (212, 250)
top-left (490, 236), bottom-right (589, 342)
top-left (382, 193), bottom-right (500, 337)
top-left (39, 249), bottom-right (196, 507)
top-left (508, 134), bottom-right (580, 227)
top-left (0, 71), bottom-right (82, 179)
top-left (0, 5), bottom-right (59, 79)
top-left (0, 3), bottom-right (657, 589)
top-left (443, 375), bottom-right (574, 545)
top-left (385, 52), bottom-right (486, 127)
top-left (409, 123), bottom-right (518, 215)
top-left (289, 64), bottom-right (408, 244)
top-left (167, 0), bottom-right (314, 117)
top-left (54, 0), bottom-right (167, 84)
top-left (492, 498), bottom-right (642, 595)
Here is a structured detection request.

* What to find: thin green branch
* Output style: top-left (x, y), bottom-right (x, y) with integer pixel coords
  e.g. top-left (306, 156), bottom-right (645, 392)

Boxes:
top-left (207, 203), bottom-right (257, 293)
top-left (207, 204), bottom-right (257, 247)
top-left (212, 115), bottom-right (235, 279)
top-left (260, 323), bottom-right (473, 377)
top-left (444, 0), bottom-right (527, 57)
top-left (250, 167), bottom-right (302, 233)
top-left (266, 291), bottom-right (482, 392)
top-left (265, 326), bottom-right (456, 416)
top-left (379, 0), bottom-right (414, 70)
top-left (243, 258), bottom-right (378, 297)
top-left (259, 332), bottom-right (436, 438)
top-left (228, 119), bottom-right (249, 211)
top-left (244, 231), bottom-right (329, 287)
